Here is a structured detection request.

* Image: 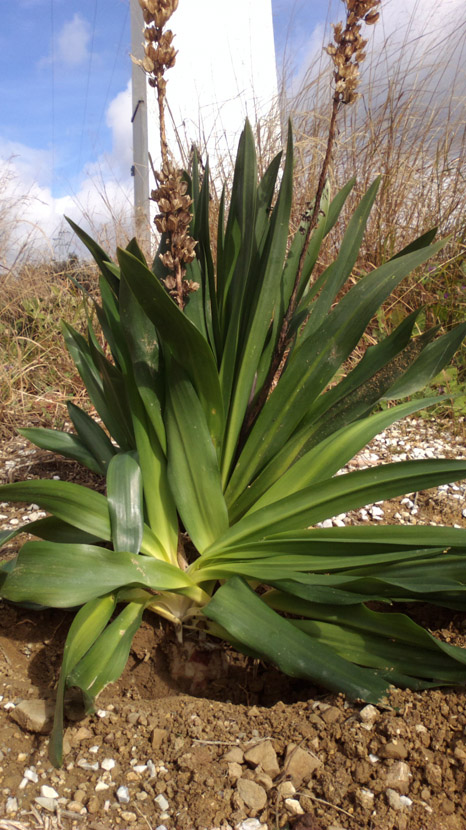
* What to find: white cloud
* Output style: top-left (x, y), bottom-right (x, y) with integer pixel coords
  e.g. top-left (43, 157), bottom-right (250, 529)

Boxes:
top-left (56, 13), bottom-right (91, 68)
top-left (0, 83), bottom-right (134, 269)
top-left (288, 0), bottom-right (466, 98)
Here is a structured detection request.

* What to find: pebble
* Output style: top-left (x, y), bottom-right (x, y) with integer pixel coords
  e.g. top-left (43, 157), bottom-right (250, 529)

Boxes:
top-left (77, 759), bottom-right (99, 771)
top-left (147, 759), bottom-right (157, 779)
top-left (357, 788), bottom-right (375, 809)
top-left (385, 761), bottom-right (411, 794)
top-left (10, 699), bottom-right (54, 733)
top-left (34, 796), bottom-right (57, 812)
top-left (73, 726), bottom-right (93, 742)
top-left (284, 743), bottom-right (322, 786)
top-left (284, 797), bottom-right (304, 815)
top-left (379, 740), bottom-right (408, 760)
top-left (5, 797), bottom-right (18, 814)
top-left (120, 811), bottom-right (138, 823)
top-left (40, 785), bottom-right (59, 799)
top-left (236, 778), bottom-right (267, 812)
top-left (95, 781), bottom-right (110, 792)
top-left (386, 788), bottom-right (413, 811)
top-left (24, 768), bottom-right (39, 783)
top-left (224, 747), bottom-right (244, 764)
top-left (67, 801), bottom-right (87, 814)
top-left (243, 740), bottom-right (280, 778)
top-left (155, 793), bottom-right (169, 811)
top-left (101, 757), bottom-right (116, 771)
top-left (277, 781), bottom-right (296, 798)
top-left (235, 821), bottom-right (267, 830)
top-left (359, 704), bottom-right (379, 724)
top-left (116, 785), bottom-right (131, 804)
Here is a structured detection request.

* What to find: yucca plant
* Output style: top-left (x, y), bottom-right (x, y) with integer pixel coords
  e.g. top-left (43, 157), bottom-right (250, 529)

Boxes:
top-left (2, 0), bottom-right (466, 768)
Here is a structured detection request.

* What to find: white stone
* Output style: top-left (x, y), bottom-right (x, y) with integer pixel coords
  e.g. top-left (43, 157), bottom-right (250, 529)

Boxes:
top-left (284, 798), bottom-right (304, 815)
top-left (147, 759), bottom-right (157, 779)
top-left (95, 781), bottom-right (110, 792)
top-left (359, 704), bottom-right (379, 724)
top-left (6, 797), bottom-right (18, 814)
top-left (77, 759), bottom-right (99, 771)
top-left (235, 820), bottom-right (267, 830)
top-left (155, 794), bottom-right (169, 811)
top-left (40, 785), bottom-right (59, 799)
top-left (34, 796), bottom-right (57, 812)
top-left (101, 757), bottom-right (116, 771)
top-left (116, 785), bottom-right (131, 804)
top-left (24, 768), bottom-right (39, 783)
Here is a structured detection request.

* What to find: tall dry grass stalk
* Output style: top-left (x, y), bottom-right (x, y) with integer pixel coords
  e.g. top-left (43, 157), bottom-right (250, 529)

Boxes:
top-left (284, 3), bottom-right (465, 278)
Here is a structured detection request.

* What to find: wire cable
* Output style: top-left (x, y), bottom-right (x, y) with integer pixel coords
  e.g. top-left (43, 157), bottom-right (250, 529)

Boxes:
top-left (78, 0), bottom-right (99, 169)
top-left (50, 0), bottom-right (55, 193)
top-left (93, 0), bottom-right (130, 153)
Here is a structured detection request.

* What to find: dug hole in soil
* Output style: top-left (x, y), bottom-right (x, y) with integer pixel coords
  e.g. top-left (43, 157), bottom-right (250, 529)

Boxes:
top-left (0, 417), bottom-right (466, 830)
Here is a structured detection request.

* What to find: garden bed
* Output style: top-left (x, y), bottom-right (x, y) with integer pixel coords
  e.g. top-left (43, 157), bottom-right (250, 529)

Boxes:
top-left (0, 416), bottom-right (465, 830)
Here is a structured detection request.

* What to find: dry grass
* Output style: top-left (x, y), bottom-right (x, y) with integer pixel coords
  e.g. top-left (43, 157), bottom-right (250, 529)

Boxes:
top-left (0, 258), bottom-right (99, 439)
top-left (286, 5), bottom-right (465, 274)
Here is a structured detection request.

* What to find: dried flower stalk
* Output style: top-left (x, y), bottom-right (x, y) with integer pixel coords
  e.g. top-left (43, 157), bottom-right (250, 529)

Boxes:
top-left (242, 0), bottom-right (381, 440)
top-left (134, 0), bottom-right (197, 308)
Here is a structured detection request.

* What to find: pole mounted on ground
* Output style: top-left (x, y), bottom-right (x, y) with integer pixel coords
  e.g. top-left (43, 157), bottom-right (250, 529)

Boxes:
top-left (130, 0), bottom-right (151, 251)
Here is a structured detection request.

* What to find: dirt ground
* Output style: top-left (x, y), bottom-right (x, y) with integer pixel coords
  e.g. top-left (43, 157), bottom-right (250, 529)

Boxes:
top-left (0, 419), bottom-right (466, 830)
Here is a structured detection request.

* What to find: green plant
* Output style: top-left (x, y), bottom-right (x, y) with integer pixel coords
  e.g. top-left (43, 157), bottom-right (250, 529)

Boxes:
top-left (2, 0), bottom-right (466, 768)
top-left (2, 123), bottom-right (466, 766)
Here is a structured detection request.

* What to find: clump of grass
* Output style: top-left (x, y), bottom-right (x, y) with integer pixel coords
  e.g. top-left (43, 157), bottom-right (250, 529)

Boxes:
top-left (284, 2), bottom-right (465, 290)
top-left (0, 257), bottom-right (99, 439)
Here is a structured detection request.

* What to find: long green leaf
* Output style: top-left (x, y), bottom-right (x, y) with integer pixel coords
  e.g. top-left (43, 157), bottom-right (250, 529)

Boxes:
top-left (18, 427), bottom-right (104, 475)
top-left (117, 249), bottom-right (224, 449)
top-left (245, 396), bottom-right (443, 513)
top-left (165, 361), bottom-right (228, 553)
top-left (118, 273), bottom-right (166, 450)
top-left (50, 594), bottom-right (117, 766)
top-left (220, 124), bottom-right (294, 483)
top-left (0, 480), bottom-right (161, 557)
top-left (67, 402), bottom-right (116, 472)
top-left (65, 216), bottom-right (119, 295)
top-left (67, 600), bottom-right (147, 711)
top-left (203, 577), bottom-right (390, 702)
top-left (383, 323), bottom-right (466, 398)
top-left (301, 178), bottom-right (381, 340)
top-left (227, 238), bottom-right (447, 502)
top-left (126, 380), bottom-right (178, 562)
top-left (0, 542), bottom-right (198, 606)
top-left (107, 453), bottom-right (144, 554)
top-left (62, 322), bottom-right (129, 449)
top-left (210, 458), bottom-right (466, 552)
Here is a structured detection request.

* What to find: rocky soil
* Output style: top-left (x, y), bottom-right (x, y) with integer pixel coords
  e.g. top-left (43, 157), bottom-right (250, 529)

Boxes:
top-left (0, 417), bottom-right (466, 830)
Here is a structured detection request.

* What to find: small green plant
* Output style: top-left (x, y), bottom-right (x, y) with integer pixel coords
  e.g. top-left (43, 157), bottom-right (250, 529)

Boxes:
top-left (2, 0), bottom-right (466, 767)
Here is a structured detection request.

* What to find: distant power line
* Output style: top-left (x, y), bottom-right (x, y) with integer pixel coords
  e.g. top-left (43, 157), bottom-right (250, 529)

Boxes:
top-left (78, 0), bottom-right (99, 170)
top-left (93, 1), bottom-right (130, 153)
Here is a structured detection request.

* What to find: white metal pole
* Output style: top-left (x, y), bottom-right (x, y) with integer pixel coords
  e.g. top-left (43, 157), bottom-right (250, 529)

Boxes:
top-left (130, 0), bottom-right (151, 249)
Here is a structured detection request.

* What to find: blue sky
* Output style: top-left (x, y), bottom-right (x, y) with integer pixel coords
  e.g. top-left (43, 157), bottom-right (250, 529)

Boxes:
top-left (0, 0), bottom-right (463, 261)
top-left (1, 0), bottom-right (324, 199)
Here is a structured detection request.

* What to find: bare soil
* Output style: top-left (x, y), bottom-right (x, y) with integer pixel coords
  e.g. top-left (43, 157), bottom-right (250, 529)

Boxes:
top-left (0, 421), bottom-right (466, 830)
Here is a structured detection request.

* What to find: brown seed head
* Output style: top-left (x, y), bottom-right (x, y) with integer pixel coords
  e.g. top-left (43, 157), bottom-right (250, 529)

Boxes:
top-left (325, 0), bottom-right (380, 104)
